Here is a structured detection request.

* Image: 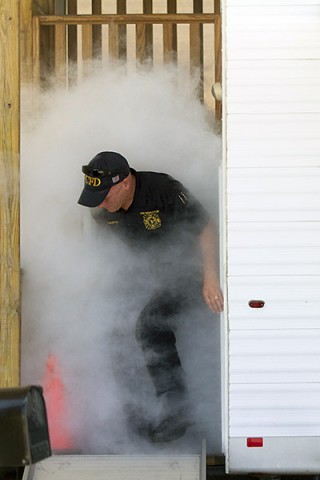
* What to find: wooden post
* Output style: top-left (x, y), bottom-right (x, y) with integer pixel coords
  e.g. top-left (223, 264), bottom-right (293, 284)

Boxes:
top-left (0, 0), bottom-right (21, 387)
top-left (20, 0), bottom-right (33, 84)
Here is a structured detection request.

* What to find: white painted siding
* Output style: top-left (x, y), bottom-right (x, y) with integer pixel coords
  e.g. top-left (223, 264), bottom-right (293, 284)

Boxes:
top-left (226, 6), bottom-right (320, 60)
top-left (227, 114), bottom-right (320, 167)
top-left (223, 0), bottom-right (320, 474)
top-left (230, 383), bottom-right (320, 436)
top-left (228, 276), bottom-right (320, 329)
top-left (230, 329), bottom-right (320, 384)
top-left (227, 167), bottom-right (320, 221)
top-left (227, 60), bottom-right (320, 114)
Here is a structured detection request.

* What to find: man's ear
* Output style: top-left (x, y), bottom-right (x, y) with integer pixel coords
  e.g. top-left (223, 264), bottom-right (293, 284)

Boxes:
top-left (122, 178), bottom-right (130, 190)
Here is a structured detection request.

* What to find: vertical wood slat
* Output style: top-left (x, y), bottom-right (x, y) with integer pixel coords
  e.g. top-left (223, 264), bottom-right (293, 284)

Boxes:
top-left (190, 23), bottom-right (202, 95)
top-left (92, 0), bottom-right (102, 57)
top-left (191, 0), bottom-right (204, 101)
top-left (0, 0), bottom-right (20, 387)
top-left (214, 0), bottom-right (222, 120)
top-left (163, 23), bottom-right (174, 63)
top-left (55, 24), bottom-right (67, 84)
top-left (117, 0), bottom-right (127, 60)
top-left (136, 23), bottom-right (147, 63)
top-left (82, 24), bottom-right (93, 62)
top-left (163, 0), bottom-right (177, 64)
top-left (36, 1), bottom-right (55, 85)
top-left (143, 0), bottom-right (153, 62)
top-left (32, 16), bottom-right (41, 85)
top-left (109, 23), bottom-right (119, 59)
top-left (68, 0), bottom-right (78, 86)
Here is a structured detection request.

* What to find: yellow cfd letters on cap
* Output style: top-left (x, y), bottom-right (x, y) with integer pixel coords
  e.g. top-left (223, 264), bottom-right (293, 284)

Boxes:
top-left (85, 175), bottom-right (101, 187)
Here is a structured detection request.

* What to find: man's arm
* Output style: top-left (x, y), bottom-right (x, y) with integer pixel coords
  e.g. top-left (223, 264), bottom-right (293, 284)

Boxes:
top-left (199, 221), bottom-right (224, 313)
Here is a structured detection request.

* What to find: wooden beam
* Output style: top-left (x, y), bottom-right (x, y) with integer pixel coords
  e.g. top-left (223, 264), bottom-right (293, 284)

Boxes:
top-left (36, 14), bottom-right (218, 25)
top-left (0, 0), bottom-right (20, 387)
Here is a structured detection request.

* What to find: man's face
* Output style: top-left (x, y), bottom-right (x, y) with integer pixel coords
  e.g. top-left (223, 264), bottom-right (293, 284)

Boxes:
top-left (98, 182), bottom-right (127, 212)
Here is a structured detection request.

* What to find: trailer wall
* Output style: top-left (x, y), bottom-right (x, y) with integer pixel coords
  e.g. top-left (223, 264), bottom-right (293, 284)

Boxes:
top-left (223, 0), bottom-right (320, 474)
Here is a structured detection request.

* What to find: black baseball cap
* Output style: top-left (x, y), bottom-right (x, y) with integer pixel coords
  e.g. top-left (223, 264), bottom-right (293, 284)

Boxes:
top-left (78, 151), bottom-right (130, 207)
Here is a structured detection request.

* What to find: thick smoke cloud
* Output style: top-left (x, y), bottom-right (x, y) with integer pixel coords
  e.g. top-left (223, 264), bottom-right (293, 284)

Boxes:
top-left (21, 64), bottom-right (222, 455)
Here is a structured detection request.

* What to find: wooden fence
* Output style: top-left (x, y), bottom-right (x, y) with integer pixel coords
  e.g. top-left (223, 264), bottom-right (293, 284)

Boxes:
top-left (32, 12), bottom-right (221, 117)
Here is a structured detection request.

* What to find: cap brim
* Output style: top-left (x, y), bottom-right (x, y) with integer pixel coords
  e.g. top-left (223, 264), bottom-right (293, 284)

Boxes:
top-left (78, 187), bottom-right (111, 207)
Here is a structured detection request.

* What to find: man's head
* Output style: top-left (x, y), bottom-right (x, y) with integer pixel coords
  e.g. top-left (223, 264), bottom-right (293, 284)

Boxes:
top-left (78, 151), bottom-right (130, 208)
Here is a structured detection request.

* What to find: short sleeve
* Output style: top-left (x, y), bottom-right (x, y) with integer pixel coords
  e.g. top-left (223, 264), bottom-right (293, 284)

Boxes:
top-left (166, 177), bottom-right (210, 235)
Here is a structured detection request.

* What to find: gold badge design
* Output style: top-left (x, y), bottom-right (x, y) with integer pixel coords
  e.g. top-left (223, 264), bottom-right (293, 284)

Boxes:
top-left (140, 210), bottom-right (162, 230)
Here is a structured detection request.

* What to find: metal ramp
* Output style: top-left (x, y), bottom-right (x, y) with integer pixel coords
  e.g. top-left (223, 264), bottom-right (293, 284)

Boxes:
top-left (23, 453), bottom-right (205, 480)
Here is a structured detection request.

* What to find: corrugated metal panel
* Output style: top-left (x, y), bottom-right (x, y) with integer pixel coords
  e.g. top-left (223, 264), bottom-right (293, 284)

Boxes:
top-left (228, 276), bottom-right (320, 330)
top-left (229, 383), bottom-right (320, 436)
top-left (227, 114), bottom-right (320, 167)
top-left (226, 6), bottom-right (320, 60)
top-left (30, 455), bottom-right (200, 480)
top-left (228, 0), bottom-right (320, 4)
top-left (227, 60), bottom-right (320, 114)
top-left (228, 222), bottom-right (320, 275)
top-left (227, 167), bottom-right (320, 221)
top-left (230, 329), bottom-right (320, 383)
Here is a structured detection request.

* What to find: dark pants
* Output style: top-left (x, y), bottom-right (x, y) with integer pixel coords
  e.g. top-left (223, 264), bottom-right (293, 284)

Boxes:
top-left (135, 289), bottom-right (190, 397)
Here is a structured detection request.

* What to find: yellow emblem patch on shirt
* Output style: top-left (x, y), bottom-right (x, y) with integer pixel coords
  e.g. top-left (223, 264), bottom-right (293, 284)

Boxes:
top-left (140, 210), bottom-right (162, 230)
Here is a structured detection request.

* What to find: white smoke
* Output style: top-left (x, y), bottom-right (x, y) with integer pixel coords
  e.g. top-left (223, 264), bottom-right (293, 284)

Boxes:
top-left (21, 63), bottom-right (222, 455)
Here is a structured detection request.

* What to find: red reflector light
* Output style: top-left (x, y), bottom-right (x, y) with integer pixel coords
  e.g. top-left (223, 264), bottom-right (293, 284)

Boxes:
top-left (248, 300), bottom-right (265, 308)
top-left (247, 437), bottom-right (263, 448)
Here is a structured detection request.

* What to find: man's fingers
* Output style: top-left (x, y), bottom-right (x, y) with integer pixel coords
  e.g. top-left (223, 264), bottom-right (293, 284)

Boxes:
top-left (204, 289), bottom-right (224, 313)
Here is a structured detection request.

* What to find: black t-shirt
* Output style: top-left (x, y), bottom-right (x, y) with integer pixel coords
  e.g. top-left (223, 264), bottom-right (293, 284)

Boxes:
top-left (93, 170), bottom-right (210, 285)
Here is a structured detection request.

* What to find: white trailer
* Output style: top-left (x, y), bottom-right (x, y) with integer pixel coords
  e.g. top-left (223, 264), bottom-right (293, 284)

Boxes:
top-left (222, 0), bottom-right (320, 475)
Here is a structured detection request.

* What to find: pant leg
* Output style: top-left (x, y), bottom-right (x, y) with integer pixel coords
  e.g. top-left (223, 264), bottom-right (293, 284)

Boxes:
top-left (135, 289), bottom-right (187, 397)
